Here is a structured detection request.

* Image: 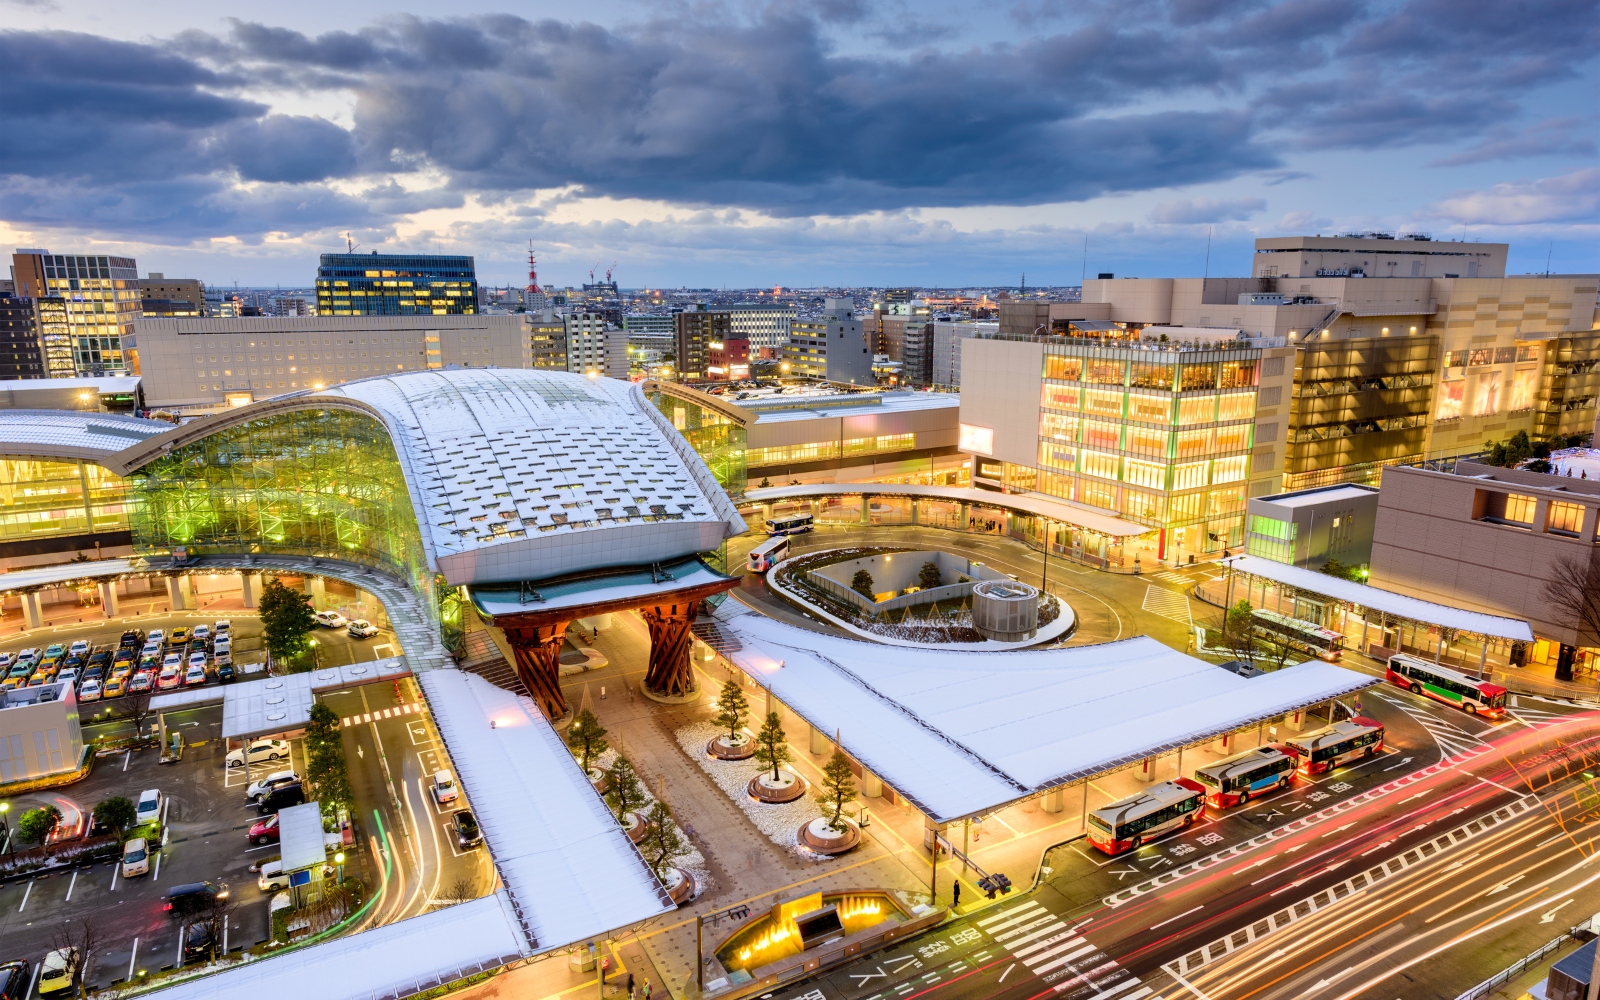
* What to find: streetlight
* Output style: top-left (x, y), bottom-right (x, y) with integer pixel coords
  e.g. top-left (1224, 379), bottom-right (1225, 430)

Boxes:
top-left (334, 850), bottom-right (345, 884)
top-left (0, 801), bottom-right (11, 857)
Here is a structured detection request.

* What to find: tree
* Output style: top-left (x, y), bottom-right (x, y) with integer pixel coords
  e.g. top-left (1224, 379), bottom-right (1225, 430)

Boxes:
top-left (606, 756), bottom-right (646, 823)
top-left (306, 741), bottom-right (353, 818)
top-left (1318, 559), bottom-right (1362, 582)
top-left (194, 888), bottom-right (232, 966)
top-left (1484, 431), bottom-right (1535, 468)
top-left (814, 748), bottom-right (857, 832)
top-left (851, 569), bottom-right (875, 599)
top-left (715, 679), bottom-right (749, 743)
top-left (918, 561), bottom-right (942, 590)
top-left (1214, 600), bottom-right (1261, 666)
top-left (753, 711), bottom-right (792, 781)
top-left (258, 576), bottom-right (317, 667)
top-left (1540, 554), bottom-right (1600, 681)
top-left (566, 708), bottom-right (609, 774)
top-left (122, 688), bottom-right (153, 738)
top-left (440, 876), bottom-right (476, 907)
top-left (51, 916), bottom-right (102, 999)
top-left (17, 804), bottom-right (62, 846)
top-left (640, 801), bottom-right (690, 883)
top-left (305, 701), bottom-right (341, 753)
top-left (93, 797), bottom-right (136, 839)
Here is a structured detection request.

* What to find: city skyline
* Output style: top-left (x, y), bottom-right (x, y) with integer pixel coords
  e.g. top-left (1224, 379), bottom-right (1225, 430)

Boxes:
top-left (0, 0), bottom-right (1596, 287)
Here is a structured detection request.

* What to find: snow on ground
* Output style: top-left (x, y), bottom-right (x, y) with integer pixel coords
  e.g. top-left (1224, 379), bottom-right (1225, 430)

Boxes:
top-left (1552, 449), bottom-right (1600, 480)
top-left (591, 747), bottom-right (713, 899)
top-left (674, 721), bottom-right (836, 860)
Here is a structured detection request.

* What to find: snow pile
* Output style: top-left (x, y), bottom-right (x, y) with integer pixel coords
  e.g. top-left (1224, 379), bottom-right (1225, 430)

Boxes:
top-left (591, 747), bottom-right (713, 899)
top-left (675, 721), bottom-right (837, 861)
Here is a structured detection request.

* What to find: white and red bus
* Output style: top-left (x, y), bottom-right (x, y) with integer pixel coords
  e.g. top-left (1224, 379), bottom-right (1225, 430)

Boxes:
top-left (1086, 778), bottom-right (1206, 855)
top-left (746, 535), bottom-right (791, 573)
top-left (1194, 745), bottom-right (1296, 808)
top-left (1386, 653), bottom-right (1507, 718)
top-left (766, 512), bottom-right (814, 536)
top-left (1251, 608), bottom-right (1344, 661)
top-left (1282, 718), bottom-right (1385, 775)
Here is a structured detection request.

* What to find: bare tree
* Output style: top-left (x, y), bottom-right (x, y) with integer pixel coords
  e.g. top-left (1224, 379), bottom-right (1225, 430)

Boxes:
top-left (1540, 554), bottom-right (1600, 681)
top-left (198, 886), bottom-right (234, 963)
top-left (51, 916), bottom-right (102, 999)
top-left (121, 689), bottom-right (154, 739)
top-left (439, 876), bottom-right (476, 907)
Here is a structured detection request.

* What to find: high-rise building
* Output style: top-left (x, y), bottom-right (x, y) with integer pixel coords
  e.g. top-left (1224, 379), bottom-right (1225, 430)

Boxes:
top-left (900, 322), bottom-right (934, 386)
top-left (314, 252), bottom-right (478, 316)
top-left (564, 312), bottom-right (627, 379)
top-left (727, 305), bottom-right (795, 358)
top-left (782, 299), bottom-right (874, 386)
top-left (623, 314), bottom-right (675, 354)
top-left (139, 274), bottom-right (207, 317)
top-left (674, 305), bottom-right (731, 381)
top-left (0, 294), bottom-right (46, 379)
top-left (11, 250), bottom-right (141, 375)
top-left (528, 312), bottom-right (568, 370)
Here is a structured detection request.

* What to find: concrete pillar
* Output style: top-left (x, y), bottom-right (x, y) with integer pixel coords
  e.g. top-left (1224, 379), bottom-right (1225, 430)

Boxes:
top-left (861, 770), bottom-right (883, 798)
top-left (910, 499), bottom-right (919, 525)
top-left (1283, 709), bottom-right (1305, 732)
top-left (166, 576), bottom-right (190, 611)
top-left (98, 581), bottom-right (119, 619)
top-left (179, 575), bottom-right (195, 607)
top-left (1213, 731), bottom-right (1232, 754)
top-left (1137, 757), bottom-right (1156, 782)
top-left (21, 592), bottom-right (42, 630)
top-left (959, 502), bottom-right (970, 529)
top-left (240, 572), bottom-right (258, 609)
top-left (859, 494), bottom-right (870, 525)
top-left (809, 724), bottom-right (827, 755)
top-left (309, 576), bottom-right (327, 608)
top-left (1040, 786), bottom-right (1064, 814)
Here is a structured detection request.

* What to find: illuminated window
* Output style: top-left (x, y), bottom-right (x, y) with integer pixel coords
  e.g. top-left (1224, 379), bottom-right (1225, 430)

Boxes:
top-left (1080, 418), bottom-right (1120, 450)
top-left (1127, 393), bottom-right (1171, 424)
top-left (1045, 355), bottom-right (1082, 380)
top-left (1129, 362), bottom-right (1174, 390)
top-left (1218, 393), bottom-right (1256, 421)
top-left (1504, 493), bottom-right (1536, 523)
top-left (1125, 425), bottom-right (1168, 457)
top-left (1212, 456), bottom-right (1247, 484)
top-left (1214, 425), bottom-right (1251, 452)
top-left (1040, 413), bottom-right (1077, 441)
top-left (1042, 383), bottom-right (1081, 411)
top-left (1179, 363), bottom-right (1216, 391)
top-left (1175, 429), bottom-right (1212, 459)
top-left (1080, 450), bottom-right (1120, 480)
top-left (1173, 461), bottom-right (1208, 491)
top-left (1086, 359), bottom-right (1124, 385)
top-left (1038, 441), bottom-right (1076, 471)
top-left (1084, 388), bottom-right (1123, 418)
top-left (1124, 458), bottom-right (1167, 490)
top-left (1548, 501), bottom-right (1584, 536)
top-left (1178, 396), bottom-right (1215, 424)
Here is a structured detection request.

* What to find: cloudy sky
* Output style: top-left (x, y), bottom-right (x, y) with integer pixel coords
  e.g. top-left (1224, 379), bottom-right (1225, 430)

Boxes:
top-left (2, 0), bottom-right (1597, 288)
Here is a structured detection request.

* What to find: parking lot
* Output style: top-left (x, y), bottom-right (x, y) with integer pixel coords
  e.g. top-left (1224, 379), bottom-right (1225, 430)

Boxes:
top-left (0, 715), bottom-right (294, 991)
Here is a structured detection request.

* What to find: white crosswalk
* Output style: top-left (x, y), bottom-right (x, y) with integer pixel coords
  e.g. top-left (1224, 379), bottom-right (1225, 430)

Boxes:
top-left (1371, 691), bottom-right (1488, 759)
top-left (1141, 584), bottom-right (1193, 625)
top-left (1506, 704), bottom-right (1581, 730)
top-left (977, 900), bottom-right (1162, 1000)
top-left (1150, 571), bottom-right (1190, 585)
top-left (342, 702), bottom-right (427, 727)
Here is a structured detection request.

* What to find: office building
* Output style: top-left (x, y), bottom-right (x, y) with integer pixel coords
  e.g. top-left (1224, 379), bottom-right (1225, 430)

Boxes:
top-left (1244, 484), bottom-right (1379, 570)
top-left (11, 250), bottom-right (141, 376)
top-left (0, 294), bottom-right (46, 379)
top-left (900, 322), bottom-right (934, 386)
top-left (782, 299), bottom-right (873, 386)
top-left (1251, 234), bottom-right (1508, 280)
top-left (139, 274), bottom-right (207, 317)
top-left (131, 314), bottom-right (538, 411)
top-left (959, 330), bottom-right (1295, 560)
top-left (931, 320), bottom-right (997, 388)
top-left (728, 305), bottom-right (795, 358)
top-left (528, 312), bottom-right (568, 370)
top-left (314, 252), bottom-right (478, 316)
top-left (564, 312), bottom-right (627, 379)
top-left (623, 314), bottom-right (675, 354)
top-left (0, 375), bottom-right (142, 413)
top-left (674, 305), bottom-right (731, 381)
top-left (708, 332), bottom-right (750, 380)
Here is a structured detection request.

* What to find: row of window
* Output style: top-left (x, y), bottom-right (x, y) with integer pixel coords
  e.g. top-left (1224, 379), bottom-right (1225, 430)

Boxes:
top-left (1041, 384), bottom-right (1257, 425)
top-left (1040, 416), bottom-right (1252, 458)
top-left (1044, 355), bottom-right (1258, 391)
top-left (747, 434), bottom-right (918, 467)
top-left (1481, 491), bottom-right (1586, 536)
top-left (1019, 465), bottom-right (1247, 522)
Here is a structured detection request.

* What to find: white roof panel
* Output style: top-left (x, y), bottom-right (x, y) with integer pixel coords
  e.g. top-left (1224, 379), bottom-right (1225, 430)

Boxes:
top-left (1223, 554), bottom-right (1534, 641)
top-left (419, 670), bottom-right (674, 949)
top-left (276, 801), bottom-right (327, 872)
top-left (0, 410), bottom-right (167, 461)
top-left (0, 558), bottom-right (137, 593)
top-left (1257, 485), bottom-right (1377, 509)
top-left (700, 604), bottom-right (1375, 822)
top-left (220, 658), bottom-right (411, 740)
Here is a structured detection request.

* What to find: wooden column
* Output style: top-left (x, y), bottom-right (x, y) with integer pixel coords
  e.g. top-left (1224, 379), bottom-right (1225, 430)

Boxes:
top-left (503, 622), bottom-right (572, 720)
top-left (641, 600), bottom-right (701, 698)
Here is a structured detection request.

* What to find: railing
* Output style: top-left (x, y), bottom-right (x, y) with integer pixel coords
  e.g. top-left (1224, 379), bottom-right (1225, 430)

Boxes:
top-left (1453, 917), bottom-right (1594, 1000)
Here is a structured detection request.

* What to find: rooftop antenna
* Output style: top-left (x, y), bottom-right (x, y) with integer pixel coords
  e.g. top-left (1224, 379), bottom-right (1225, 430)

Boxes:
top-left (1204, 225), bottom-right (1213, 280)
top-left (345, 232), bottom-right (360, 253)
top-left (526, 241), bottom-right (542, 295)
top-left (1020, 272), bottom-right (1026, 294)
top-left (1080, 233), bottom-right (1088, 285)
top-left (1546, 240), bottom-right (1554, 277)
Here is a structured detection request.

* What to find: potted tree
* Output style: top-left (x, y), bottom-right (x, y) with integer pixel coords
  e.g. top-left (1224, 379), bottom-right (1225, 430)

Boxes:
top-left (606, 757), bottom-right (649, 843)
top-left (799, 747), bottom-right (862, 854)
top-left (641, 801), bottom-right (695, 905)
top-left (747, 711), bottom-right (805, 803)
top-left (567, 708), bottom-right (611, 793)
top-left (706, 680), bottom-right (755, 760)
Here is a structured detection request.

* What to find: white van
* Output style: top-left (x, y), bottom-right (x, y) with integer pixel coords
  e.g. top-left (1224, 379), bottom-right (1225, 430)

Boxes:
top-left (256, 857), bottom-right (293, 892)
top-left (135, 788), bottom-right (163, 826)
top-left (121, 837), bottom-right (150, 877)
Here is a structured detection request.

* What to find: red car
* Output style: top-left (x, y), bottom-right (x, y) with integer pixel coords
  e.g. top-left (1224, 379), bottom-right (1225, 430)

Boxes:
top-left (248, 814), bottom-right (280, 846)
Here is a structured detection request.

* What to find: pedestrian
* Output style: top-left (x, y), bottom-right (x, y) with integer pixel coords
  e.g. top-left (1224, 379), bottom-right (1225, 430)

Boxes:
top-left (952, 880), bottom-right (961, 909)
top-left (627, 973), bottom-right (635, 999)
top-left (643, 979), bottom-right (653, 1000)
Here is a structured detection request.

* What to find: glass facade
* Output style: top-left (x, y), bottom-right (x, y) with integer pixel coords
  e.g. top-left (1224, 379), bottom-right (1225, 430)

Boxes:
top-left (748, 433), bottom-right (917, 469)
top-left (0, 457), bottom-right (132, 541)
top-left (315, 254), bottom-right (478, 317)
top-left (646, 389), bottom-right (748, 497)
top-left (18, 255), bottom-right (141, 375)
top-left (129, 409), bottom-right (431, 601)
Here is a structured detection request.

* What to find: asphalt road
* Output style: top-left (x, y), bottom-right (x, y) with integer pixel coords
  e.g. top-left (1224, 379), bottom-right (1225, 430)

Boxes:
top-left (755, 687), bottom-right (1595, 1000)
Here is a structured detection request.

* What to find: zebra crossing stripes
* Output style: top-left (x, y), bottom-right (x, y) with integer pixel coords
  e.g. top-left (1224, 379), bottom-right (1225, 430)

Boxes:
top-left (1506, 705), bottom-right (1581, 730)
top-left (341, 702), bottom-right (427, 727)
top-left (1150, 571), bottom-right (1190, 585)
top-left (977, 901), bottom-right (1162, 1000)
top-left (1371, 692), bottom-right (1489, 759)
top-left (1141, 584), bottom-right (1192, 625)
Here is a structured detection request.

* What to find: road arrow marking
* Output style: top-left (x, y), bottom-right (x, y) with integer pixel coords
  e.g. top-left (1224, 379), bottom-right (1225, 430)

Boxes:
top-left (1400, 788), bottom-right (1437, 804)
top-left (1309, 967), bottom-right (1355, 991)
top-left (1487, 875), bottom-right (1526, 895)
top-left (1320, 823), bottom-right (1355, 838)
top-left (1541, 899), bottom-right (1575, 924)
top-left (1359, 840), bottom-right (1394, 857)
top-left (1382, 756), bottom-right (1414, 772)
top-left (1282, 844), bottom-right (1306, 854)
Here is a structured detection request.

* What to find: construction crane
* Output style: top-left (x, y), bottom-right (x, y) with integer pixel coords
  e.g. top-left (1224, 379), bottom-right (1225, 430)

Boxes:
top-left (605, 261), bottom-right (616, 284)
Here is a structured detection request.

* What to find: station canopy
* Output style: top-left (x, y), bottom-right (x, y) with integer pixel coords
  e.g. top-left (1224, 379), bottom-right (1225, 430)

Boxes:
top-left (1221, 554), bottom-right (1535, 642)
top-left (150, 657), bottom-right (411, 740)
top-left (745, 482), bottom-right (1149, 538)
top-left (696, 603), bottom-right (1374, 823)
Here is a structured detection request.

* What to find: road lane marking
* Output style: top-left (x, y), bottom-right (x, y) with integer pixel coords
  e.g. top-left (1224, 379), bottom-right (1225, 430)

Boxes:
top-left (17, 880), bottom-right (30, 911)
top-left (65, 870), bottom-right (77, 900)
top-left (127, 937), bottom-right (138, 981)
top-left (996, 962), bottom-right (1016, 983)
top-left (1151, 904), bottom-right (1204, 930)
top-left (1477, 775), bottom-right (1520, 794)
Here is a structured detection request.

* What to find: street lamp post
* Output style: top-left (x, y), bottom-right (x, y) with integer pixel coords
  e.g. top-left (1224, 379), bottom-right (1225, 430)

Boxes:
top-left (334, 850), bottom-right (345, 884)
top-left (0, 801), bottom-right (11, 857)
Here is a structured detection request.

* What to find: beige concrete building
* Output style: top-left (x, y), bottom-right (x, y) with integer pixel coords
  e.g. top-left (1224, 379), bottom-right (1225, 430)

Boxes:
top-left (132, 314), bottom-right (552, 411)
top-left (1251, 235), bottom-right (1508, 280)
top-left (0, 681), bottom-right (82, 782)
top-left (1369, 461), bottom-right (1600, 669)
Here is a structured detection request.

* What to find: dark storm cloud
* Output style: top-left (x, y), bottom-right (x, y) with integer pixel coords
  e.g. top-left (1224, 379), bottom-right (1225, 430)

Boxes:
top-left (1, 0), bottom-right (1597, 244)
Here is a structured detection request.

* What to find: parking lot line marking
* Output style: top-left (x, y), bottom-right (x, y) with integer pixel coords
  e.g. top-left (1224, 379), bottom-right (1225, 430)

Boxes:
top-left (110, 863), bottom-right (119, 892)
top-left (17, 880), bottom-right (31, 911)
top-left (153, 850), bottom-right (161, 881)
top-left (176, 925), bottom-right (185, 968)
top-left (128, 938), bottom-right (138, 982)
top-left (26, 962), bottom-right (40, 998)
top-left (66, 869), bottom-right (77, 900)
top-left (122, 750), bottom-right (130, 772)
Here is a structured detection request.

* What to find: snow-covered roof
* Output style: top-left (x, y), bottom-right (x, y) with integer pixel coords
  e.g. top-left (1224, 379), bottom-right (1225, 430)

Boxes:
top-left (0, 558), bottom-right (138, 593)
top-left (144, 891), bottom-right (529, 1000)
top-left (472, 556), bottom-right (734, 618)
top-left (1255, 484), bottom-right (1377, 509)
top-left (698, 604), bottom-right (1375, 823)
top-left (211, 658), bottom-right (412, 740)
top-left (1222, 554), bottom-right (1534, 641)
top-left (745, 482), bottom-right (1148, 538)
top-left (419, 669), bottom-right (674, 949)
top-left (0, 409), bottom-right (167, 461)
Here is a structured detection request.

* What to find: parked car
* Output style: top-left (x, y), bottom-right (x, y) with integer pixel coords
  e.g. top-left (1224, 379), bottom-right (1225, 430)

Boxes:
top-left (78, 678), bottom-right (103, 701)
top-left (183, 664), bottom-right (207, 687)
top-left (248, 814), bottom-right (280, 845)
top-left (162, 651), bottom-right (183, 669)
top-left (182, 920), bottom-right (216, 964)
top-left (43, 643), bottom-right (64, 660)
top-left (118, 629), bottom-right (144, 648)
top-left (141, 639), bottom-right (162, 657)
top-left (164, 881), bottom-right (227, 917)
top-left (111, 661), bottom-right (133, 681)
top-left (67, 640), bottom-right (89, 659)
top-left (0, 652), bottom-right (11, 671)
top-left (187, 651), bottom-right (209, 669)
top-left (129, 670), bottom-right (154, 693)
top-left (81, 665), bottom-right (105, 685)
top-left (226, 738), bottom-right (290, 769)
top-left (452, 809), bottom-right (482, 849)
top-left (156, 666), bottom-right (182, 691)
top-left (121, 837), bottom-right (150, 877)
top-left (216, 661), bottom-right (236, 683)
top-left (214, 620), bottom-right (231, 635)
top-left (313, 610), bottom-right (348, 628)
top-left (431, 770), bottom-right (459, 805)
top-left (213, 635), bottom-right (231, 654)
top-left (168, 627), bottom-right (191, 646)
top-left (36, 949), bottom-right (78, 995)
top-left (145, 628), bottom-right (164, 647)
top-left (54, 667), bottom-right (78, 689)
top-left (89, 649), bottom-right (114, 670)
top-left (347, 619), bottom-right (379, 638)
top-left (256, 782), bottom-right (305, 815)
top-left (15, 648), bottom-right (39, 666)
top-left (0, 959), bottom-right (29, 1000)
top-left (256, 857), bottom-right (292, 892)
top-left (192, 624), bottom-right (211, 642)
top-left (103, 674), bottom-right (127, 698)
top-left (136, 788), bottom-right (163, 826)
top-left (245, 769), bottom-right (299, 803)
top-left (112, 648), bottom-right (136, 669)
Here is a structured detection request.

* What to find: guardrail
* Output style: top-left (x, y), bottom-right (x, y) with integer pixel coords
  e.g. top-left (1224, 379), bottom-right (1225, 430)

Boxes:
top-left (1454, 916), bottom-right (1596, 1000)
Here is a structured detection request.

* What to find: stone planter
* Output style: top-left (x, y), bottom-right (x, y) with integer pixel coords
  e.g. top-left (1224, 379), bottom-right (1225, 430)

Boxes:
top-left (798, 816), bottom-right (861, 855)
top-left (747, 768), bottom-right (807, 803)
top-left (707, 732), bottom-right (756, 761)
top-left (621, 812), bottom-right (650, 844)
top-left (664, 866), bottom-right (695, 905)
top-left (586, 767), bottom-right (611, 795)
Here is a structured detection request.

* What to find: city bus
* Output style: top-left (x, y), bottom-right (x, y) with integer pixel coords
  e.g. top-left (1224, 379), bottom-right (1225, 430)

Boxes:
top-left (1386, 653), bottom-right (1507, 718)
top-left (1086, 778), bottom-right (1206, 856)
top-left (766, 512), bottom-right (814, 536)
top-left (1194, 745), bottom-right (1296, 808)
top-left (747, 535), bottom-right (791, 573)
top-left (1282, 718), bottom-right (1385, 775)
top-left (1251, 608), bottom-right (1344, 661)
